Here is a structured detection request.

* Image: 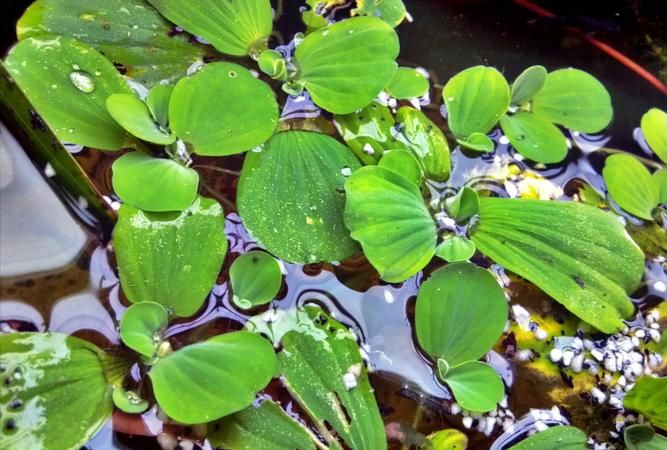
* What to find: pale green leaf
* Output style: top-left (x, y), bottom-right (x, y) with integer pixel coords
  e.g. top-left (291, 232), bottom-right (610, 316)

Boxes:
top-left (443, 361), bottom-right (504, 412)
top-left (423, 429), bottom-right (468, 450)
top-left (603, 154), bottom-right (658, 220)
top-left (230, 251), bottom-right (283, 309)
top-left (507, 426), bottom-right (587, 450)
top-left (435, 236), bottom-right (476, 262)
top-left (106, 94), bottom-right (175, 144)
top-left (146, 84), bottom-right (174, 129)
top-left (624, 376), bottom-right (667, 430)
top-left (387, 67), bottom-right (429, 99)
top-left (112, 386), bottom-right (148, 414)
top-left (499, 112), bottom-right (568, 163)
top-left (378, 149), bottom-right (423, 186)
top-left (641, 108), bottom-right (667, 164)
top-left (119, 301), bottom-right (169, 358)
top-left (445, 187), bottom-right (479, 222)
top-left (654, 168), bottom-right (667, 205)
top-left (510, 65), bottom-right (547, 105)
top-left (457, 133), bottom-right (495, 153)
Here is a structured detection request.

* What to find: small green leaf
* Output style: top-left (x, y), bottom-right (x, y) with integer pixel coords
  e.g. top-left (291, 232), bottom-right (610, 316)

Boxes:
top-left (423, 429), bottom-right (468, 450)
top-left (435, 236), bottom-right (476, 262)
top-left (378, 149), bottom-right (423, 186)
top-left (624, 424), bottom-right (667, 450)
top-left (119, 301), bottom-right (169, 358)
top-left (415, 262), bottom-right (508, 366)
top-left (510, 65), bottom-right (547, 105)
top-left (169, 62), bottom-right (279, 156)
top-left (443, 66), bottom-right (510, 139)
top-left (344, 166), bottom-right (436, 282)
top-left (238, 131), bottom-right (361, 264)
top-left (113, 196), bottom-right (228, 317)
top-left (603, 154), bottom-right (658, 220)
top-left (146, 84), bottom-right (174, 129)
top-left (387, 67), bottom-right (429, 99)
top-left (445, 187), bottom-right (479, 222)
top-left (230, 251), bottom-right (283, 309)
top-left (457, 133), bottom-right (495, 153)
top-left (654, 168), bottom-right (667, 205)
top-left (258, 50), bottom-right (287, 80)
top-left (293, 16), bottom-right (399, 114)
top-left (641, 108), bottom-right (667, 163)
top-left (149, 331), bottom-right (276, 424)
top-left (106, 94), bottom-right (175, 145)
top-left (531, 68), bottom-right (612, 133)
top-left (396, 107), bottom-right (452, 181)
top-left (112, 386), bottom-right (149, 414)
top-left (442, 361), bottom-right (504, 412)
top-left (352, 0), bottom-right (407, 27)
top-left (471, 198), bottom-right (644, 333)
top-left (146, 0), bottom-right (273, 56)
top-left (111, 152), bottom-right (199, 212)
top-left (499, 112), bottom-right (568, 163)
top-left (507, 426), bottom-right (587, 450)
top-left (436, 358), bottom-right (450, 379)
top-left (4, 37), bottom-right (137, 150)
top-left (624, 376), bottom-right (667, 430)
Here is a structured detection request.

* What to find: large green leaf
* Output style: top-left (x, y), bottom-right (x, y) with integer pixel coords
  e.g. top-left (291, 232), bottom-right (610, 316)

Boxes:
top-left (471, 198), bottom-right (644, 333)
top-left (442, 361), bottom-right (504, 412)
top-left (624, 424), bottom-right (667, 450)
top-left (111, 152), bottom-right (199, 212)
top-left (386, 67), bottom-right (429, 99)
top-left (119, 301), bottom-right (169, 359)
top-left (238, 131), bottom-right (361, 264)
top-left (147, 0), bottom-right (272, 56)
top-left (344, 165), bottom-right (436, 282)
top-left (415, 262), bottom-right (508, 366)
top-left (499, 112), bottom-right (568, 164)
top-left (443, 66), bottom-right (510, 139)
top-left (510, 65), bottom-right (547, 105)
top-left (278, 307), bottom-right (387, 450)
top-left (641, 108), bottom-right (667, 163)
top-left (230, 251), bottom-right (283, 309)
top-left (113, 196), bottom-right (228, 317)
top-left (4, 37), bottom-right (137, 150)
top-left (16, 0), bottom-right (208, 86)
top-left (149, 331), bottom-right (276, 424)
top-left (293, 16), bottom-right (399, 114)
top-left (602, 154), bottom-right (658, 220)
top-left (507, 426), bottom-right (587, 450)
top-left (210, 400), bottom-right (317, 450)
top-left (169, 62), bottom-right (278, 156)
top-left (0, 333), bottom-right (119, 450)
top-left (531, 68), bottom-right (612, 133)
top-left (624, 376), bottom-right (667, 430)
top-left (106, 94), bottom-right (175, 145)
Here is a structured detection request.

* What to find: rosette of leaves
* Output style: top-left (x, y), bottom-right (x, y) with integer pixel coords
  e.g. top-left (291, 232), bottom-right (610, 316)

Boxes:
top-left (415, 263), bottom-right (508, 412)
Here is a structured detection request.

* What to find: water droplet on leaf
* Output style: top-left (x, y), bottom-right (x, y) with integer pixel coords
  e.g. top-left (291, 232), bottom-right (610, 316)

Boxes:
top-left (68, 70), bottom-right (95, 93)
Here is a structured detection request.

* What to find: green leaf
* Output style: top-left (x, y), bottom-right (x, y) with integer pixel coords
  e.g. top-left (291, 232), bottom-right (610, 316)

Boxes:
top-left (624, 424), bottom-right (667, 450)
top-left (278, 307), bottom-right (387, 450)
top-left (435, 236), bottom-right (476, 262)
top-left (112, 386), bottom-right (149, 414)
top-left (238, 131), bottom-right (361, 264)
top-left (210, 400), bottom-right (317, 450)
top-left (352, 0), bottom-right (407, 27)
top-left (641, 108), bottom-right (667, 163)
top-left (396, 107), bottom-right (452, 181)
top-left (258, 50), bottom-right (287, 81)
top-left (230, 251), bottom-right (283, 309)
top-left (149, 331), bottom-right (276, 424)
top-left (624, 376), bottom-right (667, 430)
top-left (471, 198), bottom-right (644, 333)
top-left (111, 152), bottom-right (199, 212)
top-left (146, 84), bottom-right (174, 129)
top-left (113, 196), bottom-right (228, 317)
top-left (169, 62), bottom-right (278, 156)
top-left (507, 426), bottom-right (587, 450)
top-left (654, 168), bottom-right (667, 205)
top-left (423, 429), bottom-right (468, 450)
top-left (445, 187), bottom-right (479, 222)
top-left (16, 0), bottom-right (208, 86)
top-left (443, 66), bottom-right (510, 139)
top-left (119, 301), bottom-right (169, 358)
top-left (531, 68), bottom-right (612, 133)
top-left (344, 165), bottom-right (436, 282)
top-left (106, 94), bottom-right (175, 145)
top-left (386, 67), bottom-right (429, 99)
top-left (499, 112), bottom-right (568, 163)
top-left (603, 154), bottom-right (658, 220)
top-left (415, 262), bottom-right (508, 366)
top-left (4, 37), bottom-right (137, 150)
top-left (378, 149), bottom-right (423, 186)
top-left (0, 333), bottom-right (116, 450)
top-left (456, 133), bottom-right (495, 153)
top-left (293, 16), bottom-right (399, 114)
top-left (146, 0), bottom-right (272, 56)
top-left (442, 361), bottom-right (504, 412)
top-left (510, 65), bottom-right (547, 105)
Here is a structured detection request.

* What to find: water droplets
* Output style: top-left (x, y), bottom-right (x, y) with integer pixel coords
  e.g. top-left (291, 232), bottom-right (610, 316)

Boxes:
top-left (340, 166), bottom-right (352, 177)
top-left (68, 70), bottom-right (95, 93)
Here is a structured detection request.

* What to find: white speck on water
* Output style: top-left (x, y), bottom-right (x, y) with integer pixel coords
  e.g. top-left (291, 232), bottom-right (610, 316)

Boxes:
top-left (44, 163), bottom-right (55, 177)
top-left (499, 135), bottom-right (510, 145)
top-left (654, 281), bottom-right (666, 293)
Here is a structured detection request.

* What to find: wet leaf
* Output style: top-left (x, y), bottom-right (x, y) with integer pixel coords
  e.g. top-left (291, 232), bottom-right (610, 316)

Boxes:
top-left (293, 16), bottom-right (399, 114)
top-left (278, 307), bottom-right (387, 450)
top-left (531, 68), bottom-right (612, 133)
top-left (210, 400), bottom-right (317, 450)
top-left (0, 333), bottom-right (119, 450)
top-left (507, 426), bottom-right (587, 450)
top-left (386, 67), bottom-right (429, 99)
top-left (113, 196), bottom-right (228, 317)
top-left (119, 301), bottom-right (169, 359)
top-left (146, 84), bottom-right (174, 129)
top-left (147, 0), bottom-right (272, 56)
top-left (641, 108), bottom-right (667, 163)
top-left (442, 361), bottom-right (504, 412)
top-left (378, 149), bottom-right (423, 185)
top-left (106, 94), bottom-right (175, 145)
top-left (602, 154), bottom-right (658, 220)
top-left (435, 236), bottom-right (476, 262)
top-left (4, 37), bottom-right (138, 150)
top-left (344, 165), bottom-right (436, 282)
top-left (238, 131), bottom-right (361, 264)
top-left (16, 0), bottom-right (209, 86)
top-left (149, 331), bottom-right (276, 424)
top-left (230, 251), bottom-right (283, 309)
top-left (624, 376), bottom-right (667, 430)
top-left (352, 0), bottom-right (407, 27)
top-left (169, 62), bottom-right (278, 156)
top-left (445, 187), bottom-right (479, 222)
top-left (499, 112), bottom-right (568, 163)
top-left (456, 132), bottom-right (495, 153)
top-left (654, 168), bottom-right (667, 205)
top-left (510, 65), bottom-right (547, 105)
top-left (624, 424), bottom-right (667, 450)
top-left (423, 428), bottom-right (468, 450)
top-left (112, 386), bottom-right (149, 414)
top-left (111, 152), bottom-right (199, 212)
top-left (443, 66), bottom-right (510, 139)
top-left (471, 198), bottom-right (644, 333)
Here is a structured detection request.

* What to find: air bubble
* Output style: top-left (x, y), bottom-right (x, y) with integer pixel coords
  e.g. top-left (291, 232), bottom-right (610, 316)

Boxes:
top-left (68, 70), bottom-right (95, 93)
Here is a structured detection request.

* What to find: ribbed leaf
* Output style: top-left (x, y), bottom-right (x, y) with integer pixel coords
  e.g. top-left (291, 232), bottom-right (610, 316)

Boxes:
top-left (641, 108), bottom-right (667, 163)
top-left (396, 107), bottom-right (451, 181)
top-left (510, 65), bottom-right (547, 105)
top-left (507, 426), bottom-right (587, 450)
top-left (603, 154), bottom-right (658, 220)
